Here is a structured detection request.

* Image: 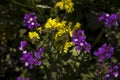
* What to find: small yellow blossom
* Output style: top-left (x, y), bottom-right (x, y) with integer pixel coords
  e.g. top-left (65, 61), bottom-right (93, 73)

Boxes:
top-left (28, 31), bottom-right (40, 40)
top-left (64, 41), bottom-right (73, 53)
top-left (55, 0), bottom-right (74, 13)
top-left (45, 18), bottom-right (58, 28)
top-left (55, 29), bottom-right (65, 39)
top-left (56, 2), bottom-right (63, 10)
top-left (69, 30), bottom-right (73, 37)
top-left (74, 22), bottom-right (81, 29)
top-left (37, 27), bottom-right (42, 34)
top-left (55, 21), bottom-right (66, 29)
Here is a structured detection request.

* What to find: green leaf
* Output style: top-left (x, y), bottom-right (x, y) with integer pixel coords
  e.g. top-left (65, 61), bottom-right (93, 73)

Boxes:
top-left (36, 4), bottom-right (51, 9)
top-left (19, 29), bottom-right (27, 37)
top-left (70, 47), bottom-right (79, 56)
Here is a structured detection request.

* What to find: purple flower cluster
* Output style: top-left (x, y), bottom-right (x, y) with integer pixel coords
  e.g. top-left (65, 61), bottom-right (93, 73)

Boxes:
top-left (20, 48), bottom-right (44, 69)
top-left (94, 43), bottom-right (114, 62)
top-left (94, 43), bottom-right (118, 79)
top-left (104, 64), bottom-right (119, 80)
top-left (23, 12), bottom-right (40, 30)
top-left (98, 13), bottom-right (120, 27)
top-left (72, 29), bottom-right (91, 52)
top-left (95, 62), bottom-right (119, 80)
top-left (17, 76), bottom-right (30, 80)
top-left (19, 41), bottom-right (44, 69)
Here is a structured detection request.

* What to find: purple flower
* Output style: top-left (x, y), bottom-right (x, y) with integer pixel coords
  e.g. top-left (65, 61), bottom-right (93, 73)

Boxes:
top-left (109, 65), bottom-right (119, 78)
top-left (34, 59), bottom-right (42, 66)
top-left (20, 52), bottom-right (35, 69)
top-left (17, 77), bottom-right (30, 80)
top-left (85, 42), bottom-right (91, 53)
top-left (103, 64), bottom-right (119, 80)
top-left (17, 77), bottom-right (23, 80)
top-left (20, 47), bottom-right (44, 69)
top-left (95, 62), bottom-right (119, 80)
top-left (98, 13), bottom-right (120, 27)
top-left (19, 40), bottom-right (28, 51)
top-left (94, 43), bottom-right (114, 62)
top-left (23, 12), bottom-right (40, 30)
top-left (105, 17), bottom-right (112, 27)
top-left (98, 13), bottom-right (109, 22)
top-left (110, 13), bottom-right (119, 26)
top-left (34, 47), bottom-right (44, 65)
top-left (72, 29), bottom-right (91, 52)
top-left (34, 47), bottom-right (44, 59)
top-left (26, 77), bottom-right (30, 80)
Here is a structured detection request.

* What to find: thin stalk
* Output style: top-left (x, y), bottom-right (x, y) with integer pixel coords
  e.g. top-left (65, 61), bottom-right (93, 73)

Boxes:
top-left (92, 28), bottom-right (104, 48)
top-left (11, 0), bottom-right (30, 8)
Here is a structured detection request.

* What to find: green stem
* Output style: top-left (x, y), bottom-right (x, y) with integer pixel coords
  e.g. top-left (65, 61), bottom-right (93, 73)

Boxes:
top-left (11, 0), bottom-right (30, 8)
top-left (30, 0), bottom-right (35, 6)
top-left (92, 28), bottom-right (104, 48)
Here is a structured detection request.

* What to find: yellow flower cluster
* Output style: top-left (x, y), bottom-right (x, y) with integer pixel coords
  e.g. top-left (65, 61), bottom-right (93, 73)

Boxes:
top-left (45, 18), bottom-right (81, 53)
top-left (55, 0), bottom-right (74, 13)
top-left (28, 31), bottom-right (40, 40)
top-left (63, 41), bottom-right (73, 53)
top-left (45, 18), bottom-right (81, 39)
top-left (45, 18), bottom-right (66, 29)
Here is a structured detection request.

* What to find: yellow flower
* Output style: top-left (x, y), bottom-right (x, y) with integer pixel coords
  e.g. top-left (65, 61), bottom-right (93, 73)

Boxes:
top-left (74, 22), bottom-right (81, 29)
top-left (28, 31), bottom-right (40, 39)
top-left (55, 21), bottom-right (66, 29)
top-left (64, 41), bottom-right (73, 53)
top-left (45, 18), bottom-right (58, 29)
top-left (45, 18), bottom-right (67, 29)
top-left (37, 27), bottom-right (42, 34)
top-left (44, 17), bottom-right (81, 54)
top-left (55, 2), bottom-right (63, 10)
top-left (55, 29), bottom-right (65, 39)
top-left (69, 30), bottom-right (73, 37)
top-left (55, 0), bottom-right (74, 13)
top-left (45, 17), bottom-right (81, 41)
top-left (64, 1), bottom-right (74, 13)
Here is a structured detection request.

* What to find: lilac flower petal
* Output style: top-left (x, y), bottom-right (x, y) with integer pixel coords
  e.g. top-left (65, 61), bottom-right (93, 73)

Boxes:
top-left (72, 29), bottom-right (91, 52)
top-left (23, 12), bottom-right (40, 30)
top-left (17, 77), bottom-right (24, 80)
